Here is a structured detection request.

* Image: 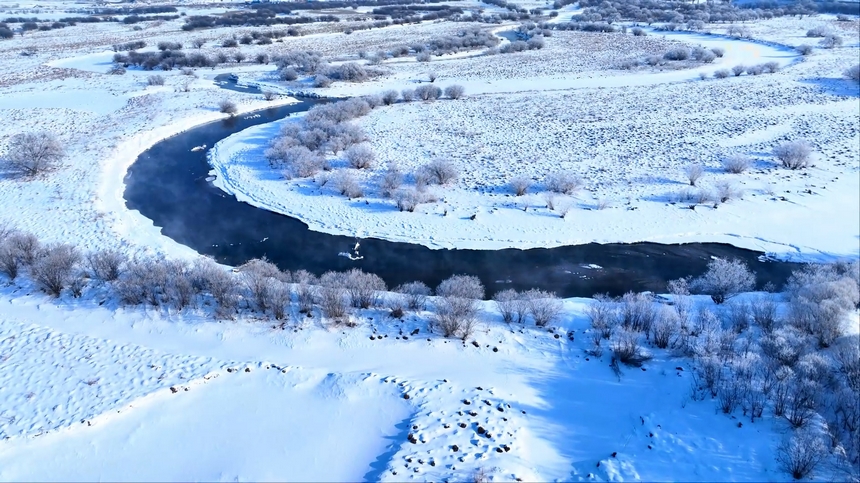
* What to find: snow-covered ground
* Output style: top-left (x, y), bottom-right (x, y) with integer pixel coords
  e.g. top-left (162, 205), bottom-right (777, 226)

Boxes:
top-left (1, 282), bottom-right (818, 482)
top-left (0, 5), bottom-right (858, 481)
top-left (209, 22), bottom-right (859, 260)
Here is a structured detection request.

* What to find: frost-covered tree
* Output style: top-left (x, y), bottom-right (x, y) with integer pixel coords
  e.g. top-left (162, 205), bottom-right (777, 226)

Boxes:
top-left (1, 132), bottom-right (65, 177)
top-left (690, 257), bottom-right (755, 304)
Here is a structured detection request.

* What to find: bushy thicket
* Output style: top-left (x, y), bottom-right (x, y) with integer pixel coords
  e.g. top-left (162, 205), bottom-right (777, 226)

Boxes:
top-left (567, 0), bottom-right (804, 30)
top-left (265, 98), bottom-right (373, 178)
top-left (581, 257), bottom-right (860, 479)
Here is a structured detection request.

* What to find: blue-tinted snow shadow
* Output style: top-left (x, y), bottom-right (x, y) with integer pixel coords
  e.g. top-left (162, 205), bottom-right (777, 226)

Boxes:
top-left (799, 77), bottom-right (860, 97)
top-left (363, 415), bottom-right (413, 482)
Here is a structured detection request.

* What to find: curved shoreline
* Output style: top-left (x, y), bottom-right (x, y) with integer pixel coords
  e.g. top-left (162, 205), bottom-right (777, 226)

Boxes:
top-left (204, 33), bottom-right (858, 262)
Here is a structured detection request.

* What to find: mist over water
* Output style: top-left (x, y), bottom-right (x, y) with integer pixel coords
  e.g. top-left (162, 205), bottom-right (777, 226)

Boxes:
top-left (124, 101), bottom-right (800, 297)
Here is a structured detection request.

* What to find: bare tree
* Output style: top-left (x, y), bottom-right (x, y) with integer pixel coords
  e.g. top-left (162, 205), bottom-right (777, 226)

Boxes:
top-left (262, 90), bottom-right (277, 101)
top-left (690, 257), bottom-right (756, 304)
top-left (1, 132), bottom-right (65, 177)
top-left (774, 140), bottom-right (812, 170)
top-left (684, 164), bottom-right (704, 186)
top-left (31, 243), bottom-right (81, 297)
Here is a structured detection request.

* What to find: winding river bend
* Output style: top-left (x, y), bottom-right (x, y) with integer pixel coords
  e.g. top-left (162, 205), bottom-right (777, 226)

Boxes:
top-left (124, 101), bottom-right (799, 298)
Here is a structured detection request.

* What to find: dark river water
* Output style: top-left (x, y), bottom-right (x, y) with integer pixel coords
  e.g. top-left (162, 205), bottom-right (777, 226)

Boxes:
top-left (124, 99), bottom-right (800, 297)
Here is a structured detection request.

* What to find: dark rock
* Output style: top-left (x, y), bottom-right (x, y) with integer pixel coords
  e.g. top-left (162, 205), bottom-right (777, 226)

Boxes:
top-left (452, 445), bottom-right (459, 452)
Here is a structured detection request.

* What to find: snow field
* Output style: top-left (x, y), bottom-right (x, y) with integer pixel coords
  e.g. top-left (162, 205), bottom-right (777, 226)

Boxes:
top-left (0, 283), bottom-right (813, 481)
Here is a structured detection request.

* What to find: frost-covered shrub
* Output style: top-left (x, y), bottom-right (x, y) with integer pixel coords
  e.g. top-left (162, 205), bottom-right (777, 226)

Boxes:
top-left (280, 67), bottom-right (299, 81)
top-left (188, 257), bottom-right (239, 315)
top-left (684, 164), bottom-right (704, 186)
top-left (238, 258), bottom-right (283, 313)
top-left (1, 131), bottom-right (65, 178)
top-left (493, 289), bottom-right (523, 324)
top-left (266, 143), bottom-right (326, 178)
top-left (751, 293), bottom-right (779, 332)
top-left (797, 44), bottom-right (814, 56)
top-left (318, 271), bottom-right (350, 320)
top-left (762, 61), bottom-right (780, 73)
top-left (379, 166), bottom-right (403, 198)
top-left (394, 187), bottom-right (421, 212)
top-left (619, 291), bottom-right (657, 333)
top-left (631, 27), bottom-right (646, 36)
top-left (415, 84), bottom-right (443, 101)
top-left (546, 171), bottom-right (583, 195)
top-left (732, 64), bottom-right (746, 76)
top-left (713, 69), bottom-right (731, 79)
top-left (416, 52), bottom-right (431, 62)
top-left (31, 243), bottom-right (80, 297)
top-left (524, 289), bottom-right (562, 327)
top-left (401, 89), bottom-right (415, 102)
top-left (651, 306), bottom-right (680, 349)
top-left (711, 47), bottom-right (725, 58)
top-left (785, 264), bottom-right (859, 347)
top-left (434, 274), bottom-right (484, 339)
top-left (845, 64), bottom-right (860, 82)
top-left (690, 258), bottom-right (755, 304)
top-left (776, 429), bottom-right (827, 479)
top-left (218, 99), bottom-right (238, 115)
top-left (293, 269), bottom-right (318, 313)
top-left (774, 140), bottom-right (812, 170)
top-left (86, 249), bottom-right (126, 282)
top-left (819, 34), bottom-right (843, 49)
top-left (715, 181), bottom-right (743, 203)
top-left (381, 90), bottom-right (399, 105)
top-left (0, 241), bottom-right (23, 280)
top-left (611, 328), bottom-right (651, 366)
top-left (395, 281), bottom-right (431, 310)
top-left (724, 299), bottom-right (751, 333)
top-left (806, 26), bottom-right (830, 38)
top-left (722, 154), bottom-right (751, 173)
top-left (331, 170), bottom-right (363, 198)
top-left (421, 159), bottom-right (459, 185)
top-left (746, 64), bottom-right (764, 75)
top-left (146, 75), bottom-right (165, 86)
top-left (761, 326), bottom-right (809, 367)
top-left (313, 75), bottom-right (332, 88)
top-left (444, 84), bottom-right (465, 99)
top-left (663, 47), bottom-right (690, 61)
top-left (343, 268), bottom-right (386, 308)
top-left (510, 176), bottom-right (532, 196)
top-left (345, 144), bottom-right (374, 169)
